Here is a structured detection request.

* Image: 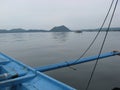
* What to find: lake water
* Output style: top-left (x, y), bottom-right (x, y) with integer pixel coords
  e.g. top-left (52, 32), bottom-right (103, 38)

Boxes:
top-left (0, 32), bottom-right (120, 90)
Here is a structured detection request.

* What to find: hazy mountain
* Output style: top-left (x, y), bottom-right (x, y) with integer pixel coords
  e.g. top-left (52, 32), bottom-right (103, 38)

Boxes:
top-left (0, 26), bottom-right (120, 33)
top-left (82, 27), bottom-right (120, 32)
top-left (9, 28), bottom-right (26, 32)
top-left (0, 28), bottom-right (48, 33)
top-left (0, 29), bottom-right (8, 33)
top-left (50, 25), bottom-right (71, 32)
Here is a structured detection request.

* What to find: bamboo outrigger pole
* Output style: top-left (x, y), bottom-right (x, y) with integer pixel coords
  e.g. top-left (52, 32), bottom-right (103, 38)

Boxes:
top-left (35, 51), bottom-right (120, 72)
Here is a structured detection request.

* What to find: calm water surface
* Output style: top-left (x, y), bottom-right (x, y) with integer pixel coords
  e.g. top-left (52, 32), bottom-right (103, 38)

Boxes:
top-left (0, 32), bottom-right (120, 90)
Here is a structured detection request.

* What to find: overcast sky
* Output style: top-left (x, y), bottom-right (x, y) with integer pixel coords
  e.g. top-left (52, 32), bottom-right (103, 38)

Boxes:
top-left (0, 0), bottom-right (119, 30)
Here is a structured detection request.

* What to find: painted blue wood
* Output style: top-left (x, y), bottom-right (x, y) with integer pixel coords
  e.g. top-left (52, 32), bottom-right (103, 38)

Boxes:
top-left (35, 51), bottom-right (120, 72)
top-left (0, 52), bottom-right (76, 90)
top-left (0, 51), bottom-right (119, 90)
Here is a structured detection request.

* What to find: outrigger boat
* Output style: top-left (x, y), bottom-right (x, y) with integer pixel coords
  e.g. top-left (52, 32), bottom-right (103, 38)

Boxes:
top-left (0, 51), bottom-right (120, 90)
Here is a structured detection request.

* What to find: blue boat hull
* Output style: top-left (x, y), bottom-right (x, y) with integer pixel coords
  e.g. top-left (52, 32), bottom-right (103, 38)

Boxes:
top-left (0, 53), bottom-right (75, 90)
top-left (0, 51), bottom-right (119, 90)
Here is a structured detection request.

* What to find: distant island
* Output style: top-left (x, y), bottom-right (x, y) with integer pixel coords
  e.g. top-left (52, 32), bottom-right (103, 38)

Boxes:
top-left (0, 28), bottom-right (49, 33)
top-left (0, 25), bottom-right (71, 33)
top-left (50, 25), bottom-right (71, 32)
top-left (81, 27), bottom-right (120, 32)
top-left (0, 26), bottom-right (120, 33)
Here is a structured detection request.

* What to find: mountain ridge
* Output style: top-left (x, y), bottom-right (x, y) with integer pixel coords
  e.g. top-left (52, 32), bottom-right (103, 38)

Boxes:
top-left (50, 25), bottom-right (71, 32)
top-left (0, 26), bottom-right (120, 33)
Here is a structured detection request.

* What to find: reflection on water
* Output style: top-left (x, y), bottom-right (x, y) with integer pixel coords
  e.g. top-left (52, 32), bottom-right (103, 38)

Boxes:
top-left (10, 33), bottom-right (26, 42)
top-left (0, 32), bottom-right (120, 90)
top-left (52, 32), bottom-right (69, 42)
top-left (0, 33), bottom-right (26, 42)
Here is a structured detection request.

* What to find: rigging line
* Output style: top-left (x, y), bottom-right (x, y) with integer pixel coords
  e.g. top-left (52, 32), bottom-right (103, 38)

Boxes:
top-left (66, 0), bottom-right (115, 70)
top-left (65, 61), bottom-right (77, 70)
top-left (85, 0), bottom-right (119, 90)
top-left (72, 0), bottom-right (114, 63)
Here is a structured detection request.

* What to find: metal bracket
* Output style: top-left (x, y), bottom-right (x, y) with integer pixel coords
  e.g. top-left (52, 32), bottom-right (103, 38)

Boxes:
top-left (113, 50), bottom-right (120, 56)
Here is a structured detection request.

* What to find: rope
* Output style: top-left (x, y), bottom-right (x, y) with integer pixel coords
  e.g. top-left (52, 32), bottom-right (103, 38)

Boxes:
top-left (85, 0), bottom-right (119, 90)
top-left (66, 0), bottom-right (115, 70)
top-left (73, 0), bottom-right (115, 65)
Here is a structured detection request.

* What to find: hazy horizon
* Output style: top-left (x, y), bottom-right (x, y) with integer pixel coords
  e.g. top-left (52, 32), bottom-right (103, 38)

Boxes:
top-left (0, 0), bottom-right (120, 30)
